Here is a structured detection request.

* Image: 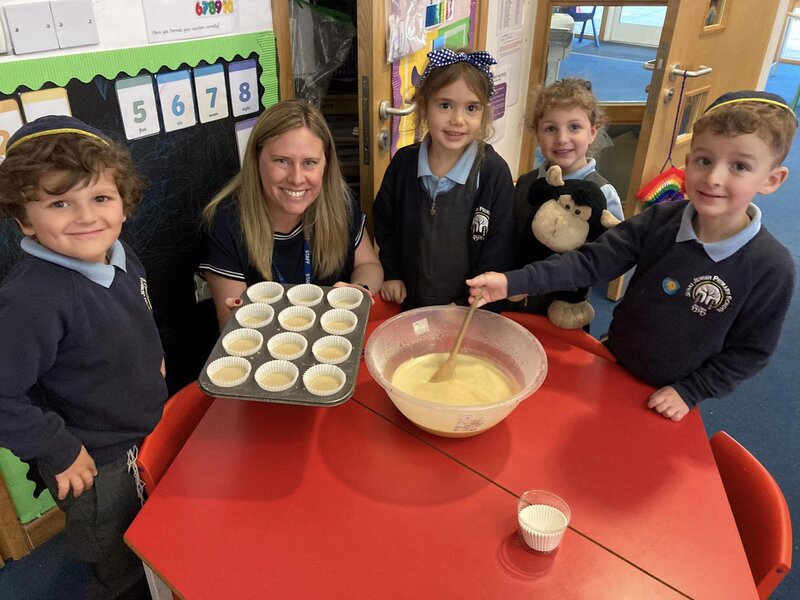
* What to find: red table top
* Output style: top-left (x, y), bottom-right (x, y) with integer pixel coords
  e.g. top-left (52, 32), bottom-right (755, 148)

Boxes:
top-left (126, 399), bottom-right (688, 599)
top-left (354, 317), bottom-right (757, 600)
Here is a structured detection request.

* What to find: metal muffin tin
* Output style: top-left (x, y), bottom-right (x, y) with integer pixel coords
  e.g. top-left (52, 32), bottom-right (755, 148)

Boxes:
top-left (198, 283), bottom-right (371, 406)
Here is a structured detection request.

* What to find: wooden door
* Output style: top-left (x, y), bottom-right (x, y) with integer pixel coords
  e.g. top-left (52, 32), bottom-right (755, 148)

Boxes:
top-left (357, 2), bottom-right (489, 227)
top-left (356, 1), bottom-right (393, 227)
top-left (522, 1), bottom-right (783, 299)
top-left (628, 0), bottom-right (784, 218)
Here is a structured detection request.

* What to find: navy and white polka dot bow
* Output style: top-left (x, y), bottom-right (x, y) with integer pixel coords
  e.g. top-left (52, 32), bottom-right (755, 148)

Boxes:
top-left (419, 48), bottom-right (498, 98)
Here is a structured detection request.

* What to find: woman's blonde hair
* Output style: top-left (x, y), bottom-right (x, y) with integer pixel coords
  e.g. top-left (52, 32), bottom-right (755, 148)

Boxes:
top-left (412, 48), bottom-right (495, 142)
top-left (203, 100), bottom-right (352, 281)
top-left (527, 78), bottom-right (608, 153)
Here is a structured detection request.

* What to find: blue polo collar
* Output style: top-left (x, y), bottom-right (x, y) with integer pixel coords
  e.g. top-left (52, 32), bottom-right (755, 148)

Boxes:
top-left (538, 158), bottom-right (597, 180)
top-left (20, 237), bottom-right (127, 288)
top-left (676, 203), bottom-right (761, 262)
top-left (417, 136), bottom-right (478, 184)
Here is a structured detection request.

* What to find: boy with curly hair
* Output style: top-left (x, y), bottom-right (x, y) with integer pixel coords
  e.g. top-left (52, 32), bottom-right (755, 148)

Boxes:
top-left (0, 115), bottom-right (167, 599)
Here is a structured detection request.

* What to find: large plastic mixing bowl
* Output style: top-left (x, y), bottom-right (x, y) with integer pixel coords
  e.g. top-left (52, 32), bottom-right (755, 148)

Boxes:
top-left (364, 306), bottom-right (548, 437)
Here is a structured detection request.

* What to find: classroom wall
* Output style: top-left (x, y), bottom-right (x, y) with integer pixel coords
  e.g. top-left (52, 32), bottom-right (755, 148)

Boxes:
top-left (0, 0), bottom-right (271, 62)
top-left (0, 1), bottom-right (277, 394)
top-left (482, 0), bottom-right (536, 176)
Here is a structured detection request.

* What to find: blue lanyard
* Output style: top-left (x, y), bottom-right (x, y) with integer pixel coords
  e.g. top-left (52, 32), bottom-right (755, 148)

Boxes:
top-left (273, 238), bottom-right (312, 284)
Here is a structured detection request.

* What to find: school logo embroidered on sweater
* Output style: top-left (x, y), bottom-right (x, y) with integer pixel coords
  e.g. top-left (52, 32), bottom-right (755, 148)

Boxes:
top-left (140, 277), bottom-right (153, 311)
top-left (471, 207), bottom-right (490, 241)
top-left (685, 275), bottom-right (731, 317)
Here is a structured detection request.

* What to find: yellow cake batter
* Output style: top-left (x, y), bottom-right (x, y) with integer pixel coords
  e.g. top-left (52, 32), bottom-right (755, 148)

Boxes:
top-left (284, 316), bottom-right (311, 328)
top-left (325, 320), bottom-right (351, 332)
top-left (260, 372), bottom-right (294, 387)
top-left (228, 338), bottom-right (258, 352)
top-left (242, 316), bottom-right (267, 326)
top-left (391, 353), bottom-right (515, 406)
top-left (273, 342), bottom-right (303, 356)
top-left (308, 374), bottom-right (342, 392)
top-left (316, 345), bottom-right (346, 360)
top-left (213, 365), bottom-right (247, 383)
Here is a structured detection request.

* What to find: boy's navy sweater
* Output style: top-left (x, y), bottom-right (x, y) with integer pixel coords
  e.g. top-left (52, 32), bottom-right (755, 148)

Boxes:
top-left (0, 243), bottom-right (167, 473)
top-left (373, 142), bottom-right (515, 307)
top-left (506, 201), bottom-right (795, 406)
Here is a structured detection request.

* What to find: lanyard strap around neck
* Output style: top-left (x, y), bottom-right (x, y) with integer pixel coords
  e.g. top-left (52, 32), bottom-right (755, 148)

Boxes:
top-left (273, 237), bottom-right (312, 284)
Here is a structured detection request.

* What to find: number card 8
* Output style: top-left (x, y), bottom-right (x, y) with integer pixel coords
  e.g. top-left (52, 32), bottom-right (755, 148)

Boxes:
top-left (228, 59), bottom-right (259, 117)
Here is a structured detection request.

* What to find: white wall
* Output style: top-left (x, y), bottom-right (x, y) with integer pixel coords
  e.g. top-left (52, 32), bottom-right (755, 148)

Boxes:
top-left (0, 0), bottom-right (271, 63)
top-left (483, 0), bottom-right (536, 176)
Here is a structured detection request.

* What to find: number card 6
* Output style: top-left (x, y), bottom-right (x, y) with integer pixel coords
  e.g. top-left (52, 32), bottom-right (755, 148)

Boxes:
top-left (156, 70), bottom-right (197, 132)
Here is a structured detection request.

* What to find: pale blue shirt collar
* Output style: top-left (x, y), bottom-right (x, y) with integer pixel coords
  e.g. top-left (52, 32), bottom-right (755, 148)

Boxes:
top-left (675, 203), bottom-right (761, 262)
top-left (418, 136), bottom-right (479, 198)
top-left (20, 237), bottom-right (127, 288)
top-left (539, 158), bottom-right (597, 180)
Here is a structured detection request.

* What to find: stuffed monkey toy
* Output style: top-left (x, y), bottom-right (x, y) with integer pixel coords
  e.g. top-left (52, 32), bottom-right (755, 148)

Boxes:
top-left (511, 165), bottom-right (620, 329)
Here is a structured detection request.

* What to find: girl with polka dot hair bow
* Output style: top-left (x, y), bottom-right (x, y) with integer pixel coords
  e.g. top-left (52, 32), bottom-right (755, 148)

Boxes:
top-left (373, 48), bottom-right (516, 310)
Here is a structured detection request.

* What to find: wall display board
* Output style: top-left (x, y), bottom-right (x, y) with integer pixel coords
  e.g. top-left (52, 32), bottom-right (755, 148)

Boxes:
top-left (0, 32), bottom-right (278, 393)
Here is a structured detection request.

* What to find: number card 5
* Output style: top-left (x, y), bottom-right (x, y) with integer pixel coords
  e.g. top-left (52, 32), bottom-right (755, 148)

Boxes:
top-left (116, 75), bottom-right (161, 140)
top-left (194, 64), bottom-right (229, 123)
top-left (228, 59), bottom-right (259, 117)
top-left (156, 70), bottom-right (197, 132)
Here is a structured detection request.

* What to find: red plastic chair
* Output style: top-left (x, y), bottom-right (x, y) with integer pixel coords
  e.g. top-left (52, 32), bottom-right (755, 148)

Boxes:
top-left (137, 382), bottom-right (214, 493)
top-left (710, 431), bottom-right (792, 599)
top-left (501, 311), bottom-right (616, 363)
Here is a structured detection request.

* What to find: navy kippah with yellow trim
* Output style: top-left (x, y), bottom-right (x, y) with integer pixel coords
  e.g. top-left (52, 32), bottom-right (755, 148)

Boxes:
top-left (704, 90), bottom-right (795, 121)
top-left (6, 115), bottom-right (109, 154)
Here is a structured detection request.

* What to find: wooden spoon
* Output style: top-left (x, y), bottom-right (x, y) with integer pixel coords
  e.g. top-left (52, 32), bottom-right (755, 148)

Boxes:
top-left (429, 299), bottom-right (481, 383)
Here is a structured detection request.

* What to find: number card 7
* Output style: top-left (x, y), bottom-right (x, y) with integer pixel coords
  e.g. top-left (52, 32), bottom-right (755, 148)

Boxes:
top-left (194, 64), bottom-right (229, 123)
top-left (156, 70), bottom-right (197, 132)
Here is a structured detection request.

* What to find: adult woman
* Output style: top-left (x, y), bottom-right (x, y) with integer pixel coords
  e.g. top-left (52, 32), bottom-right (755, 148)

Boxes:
top-left (201, 100), bottom-right (383, 328)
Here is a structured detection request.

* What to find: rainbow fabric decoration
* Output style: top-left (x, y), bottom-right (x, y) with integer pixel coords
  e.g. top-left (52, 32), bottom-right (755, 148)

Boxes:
top-left (636, 167), bottom-right (686, 208)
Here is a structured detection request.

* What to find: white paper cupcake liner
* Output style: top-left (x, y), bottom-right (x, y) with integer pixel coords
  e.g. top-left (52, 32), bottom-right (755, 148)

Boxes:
top-left (254, 360), bottom-right (299, 393)
top-left (235, 303), bottom-right (275, 328)
top-left (518, 504), bottom-right (569, 552)
top-left (222, 328), bottom-right (264, 357)
top-left (326, 286), bottom-right (364, 310)
top-left (312, 335), bottom-right (353, 365)
top-left (206, 356), bottom-right (251, 388)
top-left (303, 364), bottom-right (346, 397)
top-left (267, 332), bottom-right (308, 360)
top-left (246, 281), bottom-right (284, 304)
top-left (278, 306), bottom-right (317, 332)
top-left (320, 308), bottom-right (358, 335)
top-left (286, 283), bottom-right (324, 307)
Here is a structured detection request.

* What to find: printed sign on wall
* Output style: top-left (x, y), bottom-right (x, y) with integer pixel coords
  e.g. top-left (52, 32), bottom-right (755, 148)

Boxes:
top-left (235, 115), bottom-right (259, 166)
top-left (19, 88), bottom-right (71, 122)
top-left (142, 0), bottom-right (240, 43)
